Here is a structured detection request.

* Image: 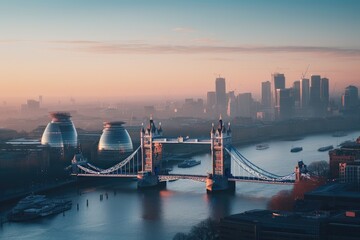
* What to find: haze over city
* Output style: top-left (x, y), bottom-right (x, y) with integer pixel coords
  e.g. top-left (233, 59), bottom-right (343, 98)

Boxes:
top-left (1, 0), bottom-right (360, 104)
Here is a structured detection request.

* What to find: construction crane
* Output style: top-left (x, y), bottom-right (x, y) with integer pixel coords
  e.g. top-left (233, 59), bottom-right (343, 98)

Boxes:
top-left (301, 64), bottom-right (310, 80)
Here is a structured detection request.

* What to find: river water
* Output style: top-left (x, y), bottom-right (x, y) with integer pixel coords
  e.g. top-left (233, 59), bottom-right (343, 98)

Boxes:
top-left (1, 131), bottom-right (359, 240)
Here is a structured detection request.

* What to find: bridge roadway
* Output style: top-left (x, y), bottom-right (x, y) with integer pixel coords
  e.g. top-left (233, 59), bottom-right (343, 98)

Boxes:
top-left (152, 137), bottom-right (211, 144)
top-left (73, 173), bottom-right (295, 185)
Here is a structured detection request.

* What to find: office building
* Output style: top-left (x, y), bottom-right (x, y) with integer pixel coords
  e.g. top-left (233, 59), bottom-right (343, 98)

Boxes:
top-left (215, 77), bottom-right (227, 115)
top-left (206, 91), bottom-right (216, 111)
top-left (275, 88), bottom-right (294, 120)
top-left (301, 78), bottom-right (310, 109)
top-left (261, 81), bottom-right (271, 109)
top-left (227, 91), bottom-right (237, 117)
top-left (321, 77), bottom-right (329, 110)
top-left (237, 93), bottom-right (253, 118)
top-left (293, 80), bottom-right (301, 109)
top-left (310, 75), bottom-right (321, 113)
top-left (272, 73), bottom-right (285, 107)
top-left (97, 121), bottom-right (133, 166)
top-left (41, 112), bottom-right (78, 149)
top-left (342, 85), bottom-right (359, 110)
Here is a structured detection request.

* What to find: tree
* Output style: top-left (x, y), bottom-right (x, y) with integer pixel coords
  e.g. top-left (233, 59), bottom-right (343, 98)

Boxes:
top-left (173, 218), bottom-right (220, 240)
top-left (307, 160), bottom-right (329, 178)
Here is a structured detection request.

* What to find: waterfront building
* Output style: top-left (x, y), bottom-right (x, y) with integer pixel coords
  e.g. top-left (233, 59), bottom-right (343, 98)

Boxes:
top-left (339, 161), bottom-right (360, 188)
top-left (41, 112), bottom-right (78, 149)
top-left (329, 138), bottom-right (360, 179)
top-left (41, 112), bottom-right (78, 164)
top-left (215, 77), bottom-right (227, 116)
top-left (97, 121), bottom-right (133, 165)
top-left (220, 209), bottom-right (360, 240)
top-left (220, 210), bottom-right (324, 240)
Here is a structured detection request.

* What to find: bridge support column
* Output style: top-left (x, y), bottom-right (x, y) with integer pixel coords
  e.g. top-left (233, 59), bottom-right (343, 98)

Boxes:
top-left (137, 172), bottom-right (166, 189)
top-left (206, 174), bottom-right (235, 193)
top-left (138, 117), bottom-right (165, 189)
top-left (207, 117), bottom-right (234, 193)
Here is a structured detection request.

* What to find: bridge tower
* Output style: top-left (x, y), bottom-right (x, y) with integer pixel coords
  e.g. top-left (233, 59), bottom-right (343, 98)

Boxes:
top-left (206, 117), bottom-right (235, 192)
top-left (137, 117), bottom-right (164, 188)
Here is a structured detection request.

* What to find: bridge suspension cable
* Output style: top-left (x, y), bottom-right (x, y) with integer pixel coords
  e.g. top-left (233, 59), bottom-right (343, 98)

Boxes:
top-left (225, 146), bottom-right (295, 182)
top-left (75, 146), bottom-right (140, 175)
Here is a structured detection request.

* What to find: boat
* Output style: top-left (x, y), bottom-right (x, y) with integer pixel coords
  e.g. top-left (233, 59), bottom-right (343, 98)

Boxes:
top-left (318, 145), bottom-right (334, 152)
top-left (178, 159), bottom-right (201, 168)
top-left (256, 144), bottom-right (269, 150)
top-left (338, 140), bottom-right (356, 147)
top-left (290, 147), bottom-right (303, 153)
top-left (7, 195), bottom-right (72, 222)
top-left (332, 131), bottom-right (347, 137)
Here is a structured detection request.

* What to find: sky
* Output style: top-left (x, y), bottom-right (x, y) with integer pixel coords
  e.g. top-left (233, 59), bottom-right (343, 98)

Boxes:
top-left (1, 0), bottom-right (360, 104)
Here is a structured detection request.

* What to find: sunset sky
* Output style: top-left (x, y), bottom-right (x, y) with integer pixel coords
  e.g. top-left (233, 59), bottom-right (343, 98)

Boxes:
top-left (1, 0), bottom-right (360, 104)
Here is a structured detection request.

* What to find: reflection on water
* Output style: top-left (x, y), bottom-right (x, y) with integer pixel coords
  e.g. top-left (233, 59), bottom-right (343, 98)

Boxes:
top-left (139, 189), bottom-right (162, 220)
top-left (205, 193), bottom-right (233, 219)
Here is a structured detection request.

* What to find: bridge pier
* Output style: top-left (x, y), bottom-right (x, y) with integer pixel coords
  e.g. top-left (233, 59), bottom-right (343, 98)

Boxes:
top-left (207, 117), bottom-right (234, 193)
top-left (206, 174), bottom-right (235, 193)
top-left (137, 172), bottom-right (166, 189)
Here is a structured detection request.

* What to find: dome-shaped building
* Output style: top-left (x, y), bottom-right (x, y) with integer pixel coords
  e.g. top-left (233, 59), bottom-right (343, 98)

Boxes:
top-left (41, 112), bottom-right (78, 148)
top-left (97, 121), bottom-right (133, 164)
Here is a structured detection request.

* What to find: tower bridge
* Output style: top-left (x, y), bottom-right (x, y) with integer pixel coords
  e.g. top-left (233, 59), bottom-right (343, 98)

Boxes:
top-left (71, 117), bottom-right (308, 192)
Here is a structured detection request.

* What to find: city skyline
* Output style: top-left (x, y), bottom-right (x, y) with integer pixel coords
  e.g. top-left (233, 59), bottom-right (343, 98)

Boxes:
top-left (1, 0), bottom-right (360, 104)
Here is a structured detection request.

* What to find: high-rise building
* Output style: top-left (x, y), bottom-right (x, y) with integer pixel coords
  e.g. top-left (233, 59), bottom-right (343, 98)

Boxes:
top-left (237, 93), bottom-right (253, 118)
top-left (342, 85), bottom-right (359, 110)
top-left (321, 78), bottom-right (329, 110)
top-left (275, 88), bottom-right (294, 120)
top-left (206, 91), bottom-right (216, 110)
top-left (261, 81), bottom-right (271, 109)
top-left (271, 73), bottom-right (285, 108)
top-left (227, 91), bottom-right (237, 117)
top-left (310, 75), bottom-right (321, 113)
top-left (215, 77), bottom-right (227, 115)
top-left (301, 78), bottom-right (310, 109)
top-left (293, 81), bottom-right (301, 109)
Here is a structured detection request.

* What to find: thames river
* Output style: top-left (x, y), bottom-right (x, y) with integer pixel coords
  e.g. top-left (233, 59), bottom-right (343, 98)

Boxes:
top-left (1, 131), bottom-right (360, 240)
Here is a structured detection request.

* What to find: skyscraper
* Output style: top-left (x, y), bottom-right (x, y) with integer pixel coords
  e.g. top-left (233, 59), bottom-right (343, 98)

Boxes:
top-left (215, 77), bottom-right (227, 115)
top-left (342, 85), bottom-right (359, 110)
top-left (310, 75), bottom-right (321, 113)
top-left (238, 93), bottom-right (253, 118)
top-left (206, 91), bottom-right (216, 110)
top-left (275, 88), bottom-right (294, 120)
top-left (292, 81), bottom-right (301, 109)
top-left (261, 81), bottom-right (271, 109)
top-left (272, 73), bottom-right (285, 107)
top-left (321, 77), bottom-right (329, 109)
top-left (301, 78), bottom-right (310, 109)
top-left (227, 91), bottom-right (237, 117)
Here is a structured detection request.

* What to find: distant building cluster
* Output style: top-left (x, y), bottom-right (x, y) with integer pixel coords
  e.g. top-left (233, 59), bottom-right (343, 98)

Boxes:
top-left (203, 74), bottom-right (359, 121)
